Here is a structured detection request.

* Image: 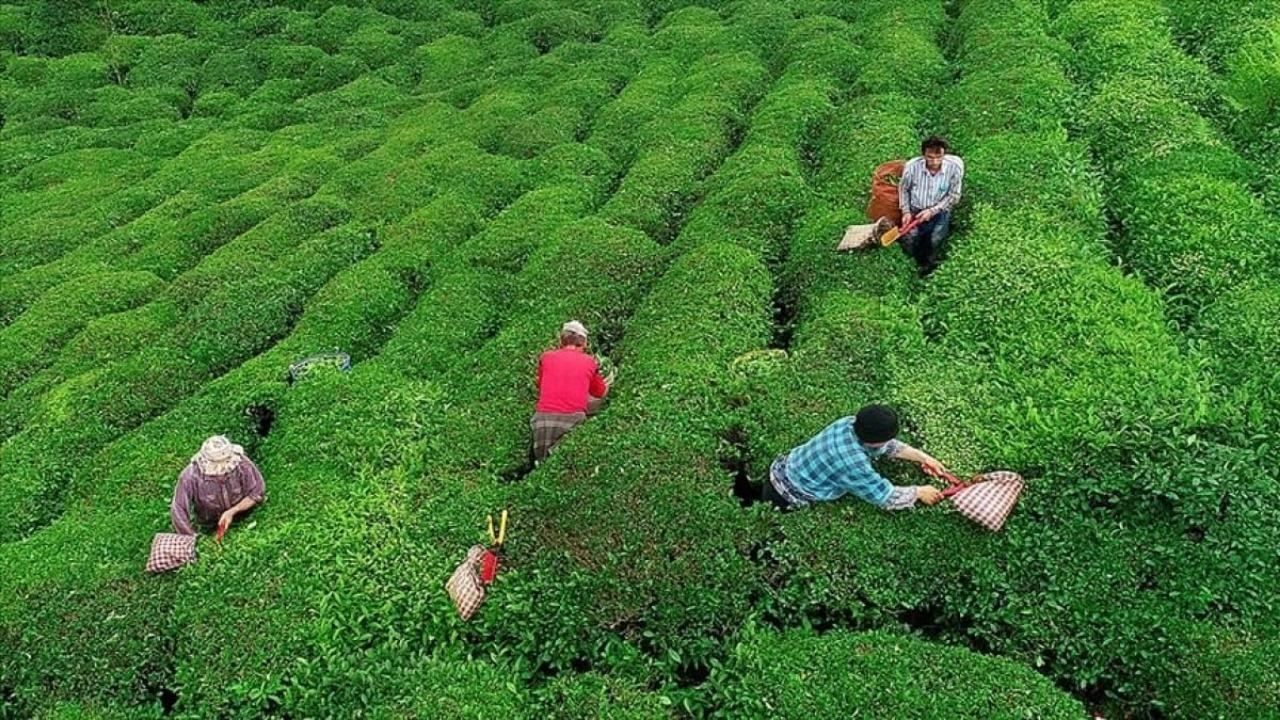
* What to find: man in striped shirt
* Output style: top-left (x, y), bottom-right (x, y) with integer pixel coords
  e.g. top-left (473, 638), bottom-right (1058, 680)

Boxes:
top-left (898, 136), bottom-right (965, 277)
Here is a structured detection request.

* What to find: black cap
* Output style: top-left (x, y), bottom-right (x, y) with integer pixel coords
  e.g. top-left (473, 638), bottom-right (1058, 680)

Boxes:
top-left (854, 404), bottom-right (899, 444)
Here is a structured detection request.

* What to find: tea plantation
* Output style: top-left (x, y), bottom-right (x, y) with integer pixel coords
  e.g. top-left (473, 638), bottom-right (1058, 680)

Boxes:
top-left (2, 1), bottom-right (1278, 718)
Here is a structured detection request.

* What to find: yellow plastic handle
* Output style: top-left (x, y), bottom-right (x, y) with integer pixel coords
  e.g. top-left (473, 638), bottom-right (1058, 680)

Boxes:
top-left (488, 510), bottom-right (509, 546)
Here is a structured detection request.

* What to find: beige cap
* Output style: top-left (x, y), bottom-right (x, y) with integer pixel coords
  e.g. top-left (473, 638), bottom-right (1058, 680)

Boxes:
top-left (561, 320), bottom-right (588, 339)
top-left (193, 435), bottom-right (245, 476)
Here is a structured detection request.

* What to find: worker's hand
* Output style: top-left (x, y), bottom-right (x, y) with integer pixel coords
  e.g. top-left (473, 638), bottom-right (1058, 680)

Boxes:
top-left (921, 456), bottom-right (948, 476)
top-left (604, 369), bottom-right (617, 388)
top-left (916, 485), bottom-right (944, 506)
top-left (902, 212), bottom-right (915, 227)
top-left (918, 208), bottom-right (935, 223)
top-left (217, 510), bottom-right (235, 540)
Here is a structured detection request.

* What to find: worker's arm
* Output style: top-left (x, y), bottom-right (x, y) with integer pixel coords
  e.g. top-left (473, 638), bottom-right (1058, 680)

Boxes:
top-left (925, 162), bottom-right (964, 217)
top-left (871, 475), bottom-right (943, 509)
top-left (219, 458), bottom-right (266, 533)
top-left (588, 370), bottom-right (608, 398)
top-left (889, 442), bottom-right (948, 475)
top-left (239, 458), bottom-right (266, 504)
top-left (898, 162), bottom-right (916, 219)
top-left (170, 468), bottom-right (198, 536)
top-left (219, 496), bottom-right (258, 534)
top-left (882, 485), bottom-right (943, 509)
top-left (851, 451), bottom-right (942, 510)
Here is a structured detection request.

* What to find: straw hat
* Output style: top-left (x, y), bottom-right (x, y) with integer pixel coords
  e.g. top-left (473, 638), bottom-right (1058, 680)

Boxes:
top-left (193, 435), bottom-right (245, 476)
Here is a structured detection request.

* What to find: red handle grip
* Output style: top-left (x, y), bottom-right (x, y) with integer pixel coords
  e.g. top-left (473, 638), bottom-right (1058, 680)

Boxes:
top-left (480, 550), bottom-right (499, 584)
top-left (922, 464), bottom-right (963, 484)
top-left (922, 465), bottom-right (973, 498)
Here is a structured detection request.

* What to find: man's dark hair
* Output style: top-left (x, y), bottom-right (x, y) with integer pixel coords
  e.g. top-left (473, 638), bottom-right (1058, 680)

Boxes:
top-left (921, 135), bottom-right (949, 154)
top-left (854, 404), bottom-right (900, 444)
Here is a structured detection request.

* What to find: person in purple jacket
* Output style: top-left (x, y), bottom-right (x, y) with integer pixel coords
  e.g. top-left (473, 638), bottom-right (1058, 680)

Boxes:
top-left (170, 435), bottom-right (265, 537)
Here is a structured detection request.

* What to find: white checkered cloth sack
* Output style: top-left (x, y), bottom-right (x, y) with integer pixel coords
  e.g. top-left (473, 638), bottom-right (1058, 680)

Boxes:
top-left (949, 471), bottom-right (1024, 532)
top-left (146, 532), bottom-right (197, 573)
top-left (446, 545), bottom-right (487, 621)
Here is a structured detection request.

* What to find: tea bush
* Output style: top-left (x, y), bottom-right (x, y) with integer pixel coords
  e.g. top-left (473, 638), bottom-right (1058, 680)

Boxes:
top-left (397, 216), bottom-right (663, 477)
top-left (489, 241), bottom-right (776, 680)
top-left (0, 219), bottom-right (373, 541)
top-left (1196, 280), bottom-right (1280, 447)
top-left (6, 170), bottom-right (550, 707)
top-left (746, 2), bottom-right (1280, 718)
top-left (537, 671), bottom-right (673, 719)
top-left (0, 270), bottom-right (163, 394)
top-left (1162, 0), bottom-right (1280, 76)
top-left (586, 58), bottom-right (682, 166)
top-left (0, 134), bottom-right (520, 525)
top-left (1053, 0), bottom-right (1217, 110)
top-left (164, 203), bottom-right (660, 717)
top-left (881, 2), bottom-right (1278, 716)
top-left (1218, 14), bottom-right (1280, 148)
top-left (0, 131), bottom-right (322, 308)
top-left (3, 1), bottom-right (1277, 717)
top-left (1, 150), bottom-right (162, 276)
top-left (467, 14), bottom-right (850, 686)
top-left (777, 15), bottom-right (862, 86)
top-left (1055, 0), bottom-right (1280, 445)
top-left (599, 52), bottom-right (768, 242)
top-left (0, 173), bottom-right (519, 717)
top-left (0, 371), bottom-right (286, 715)
top-left (709, 628), bottom-right (1086, 719)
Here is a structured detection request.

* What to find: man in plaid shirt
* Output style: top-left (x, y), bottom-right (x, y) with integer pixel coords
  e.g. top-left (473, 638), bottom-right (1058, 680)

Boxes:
top-left (762, 405), bottom-right (947, 511)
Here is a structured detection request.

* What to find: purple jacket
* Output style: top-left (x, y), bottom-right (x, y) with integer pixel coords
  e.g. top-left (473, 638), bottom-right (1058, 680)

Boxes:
top-left (170, 457), bottom-right (266, 535)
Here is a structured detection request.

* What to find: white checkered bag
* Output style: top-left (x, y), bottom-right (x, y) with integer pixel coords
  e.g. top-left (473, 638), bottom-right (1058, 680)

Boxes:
top-left (946, 471), bottom-right (1024, 532)
top-left (446, 545), bottom-right (487, 621)
top-left (145, 532), bottom-right (197, 573)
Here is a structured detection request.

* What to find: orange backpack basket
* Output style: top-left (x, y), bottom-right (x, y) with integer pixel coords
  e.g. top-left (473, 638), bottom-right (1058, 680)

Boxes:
top-left (868, 160), bottom-right (905, 225)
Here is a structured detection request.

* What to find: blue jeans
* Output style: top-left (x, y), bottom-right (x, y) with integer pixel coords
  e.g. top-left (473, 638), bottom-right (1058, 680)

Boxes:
top-left (899, 210), bottom-right (951, 268)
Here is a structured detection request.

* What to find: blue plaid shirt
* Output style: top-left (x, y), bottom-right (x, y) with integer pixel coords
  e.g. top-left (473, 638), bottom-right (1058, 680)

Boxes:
top-left (778, 417), bottom-right (904, 506)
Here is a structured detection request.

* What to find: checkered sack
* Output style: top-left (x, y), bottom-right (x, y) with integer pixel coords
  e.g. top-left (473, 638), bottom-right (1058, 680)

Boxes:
top-left (145, 532), bottom-right (197, 573)
top-left (446, 545), bottom-right (487, 621)
top-left (946, 471), bottom-right (1024, 532)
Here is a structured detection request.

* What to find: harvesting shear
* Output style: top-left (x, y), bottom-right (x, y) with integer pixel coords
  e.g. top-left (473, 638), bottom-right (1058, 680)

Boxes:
top-left (922, 464), bottom-right (978, 498)
top-left (487, 509), bottom-right (508, 547)
top-left (481, 510), bottom-right (509, 584)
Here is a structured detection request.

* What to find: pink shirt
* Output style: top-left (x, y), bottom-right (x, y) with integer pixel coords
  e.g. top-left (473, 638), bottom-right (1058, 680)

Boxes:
top-left (535, 347), bottom-right (607, 414)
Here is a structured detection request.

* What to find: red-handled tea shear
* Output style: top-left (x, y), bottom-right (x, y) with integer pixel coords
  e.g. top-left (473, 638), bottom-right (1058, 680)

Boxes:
top-left (922, 464), bottom-right (979, 498)
top-left (479, 510), bottom-right (508, 584)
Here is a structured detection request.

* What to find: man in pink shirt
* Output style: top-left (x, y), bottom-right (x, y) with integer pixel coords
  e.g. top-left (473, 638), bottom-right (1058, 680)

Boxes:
top-left (530, 320), bottom-right (614, 460)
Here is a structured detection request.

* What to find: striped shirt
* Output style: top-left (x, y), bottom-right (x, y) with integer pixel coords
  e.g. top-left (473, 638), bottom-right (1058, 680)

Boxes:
top-left (899, 154), bottom-right (965, 215)
top-left (772, 417), bottom-right (906, 507)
